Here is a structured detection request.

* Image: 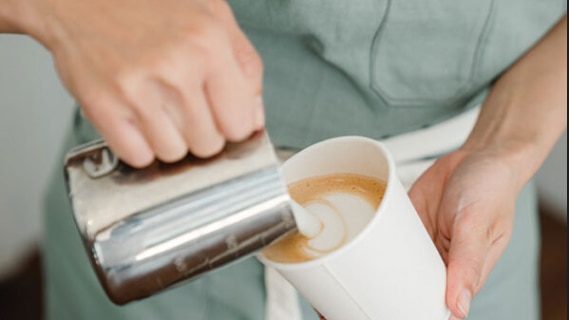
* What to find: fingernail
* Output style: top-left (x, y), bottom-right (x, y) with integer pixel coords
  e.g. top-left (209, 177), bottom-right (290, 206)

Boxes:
top-left (457, 290), bottom-right (471, 318)
top-left (254, 96), bottom-right (265, 129)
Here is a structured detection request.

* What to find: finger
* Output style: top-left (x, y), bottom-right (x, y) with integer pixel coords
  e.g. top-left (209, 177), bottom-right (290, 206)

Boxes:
top-left (433, 229), bottom-right (451, 263)
top-left (108, 118), bottom-right (155, 168)
top-left (223, 25), bottom-right (265, 130)
top-left (175, 82), bottom-right (225, 158)
top-left (81, 97), bottom-right (154, 168)
top-left (209, 0), bottom-right (264, 130)
top-left (131, 48), bottom-right (226, 159)
top-left (205, 44), bottom-right (257, 141)
top-left (128, 84), bottom-right (188, 163)
top-left (408, 167), bottom-right (444, 239)
top-left (212, 0), bottom-right (264, 89)
top-left (140, 109), bottom-right (187, 163)
top-left (445, 214), bottom-right (494, 319)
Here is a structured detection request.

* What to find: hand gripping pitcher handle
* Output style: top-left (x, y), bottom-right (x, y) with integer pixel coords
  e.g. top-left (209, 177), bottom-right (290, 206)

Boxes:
top-left (63, 131), bottom-right (297, 305)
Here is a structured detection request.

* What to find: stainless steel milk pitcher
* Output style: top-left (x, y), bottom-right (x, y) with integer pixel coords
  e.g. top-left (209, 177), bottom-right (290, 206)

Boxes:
top-left (63, 131), bottom-right (296, 305)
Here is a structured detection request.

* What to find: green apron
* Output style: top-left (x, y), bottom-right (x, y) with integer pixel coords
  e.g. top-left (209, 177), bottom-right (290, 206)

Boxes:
top-left (44, 0), bottom-right (565, 319)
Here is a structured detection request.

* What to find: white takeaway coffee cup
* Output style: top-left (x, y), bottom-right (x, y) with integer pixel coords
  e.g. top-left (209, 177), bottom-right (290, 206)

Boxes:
top-left (258, 136), bottom-right (450, 320)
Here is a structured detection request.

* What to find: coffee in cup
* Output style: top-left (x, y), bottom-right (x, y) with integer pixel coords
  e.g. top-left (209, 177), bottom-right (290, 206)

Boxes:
top-left (262, 173), bottom-right (386, 263)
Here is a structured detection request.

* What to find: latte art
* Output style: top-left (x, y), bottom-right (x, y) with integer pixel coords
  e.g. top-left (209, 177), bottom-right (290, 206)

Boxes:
top-left (262, 173), bottom-right (386, 263)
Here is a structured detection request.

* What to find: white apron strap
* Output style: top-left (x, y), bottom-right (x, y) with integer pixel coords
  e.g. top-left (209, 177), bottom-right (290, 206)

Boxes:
top-left (264, 266), bottom-right (303, 320)
top-left (382, 106), bottom-right (480, 166)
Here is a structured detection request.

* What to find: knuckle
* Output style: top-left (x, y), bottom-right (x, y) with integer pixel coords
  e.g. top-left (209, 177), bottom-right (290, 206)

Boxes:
top-left (79, 95), bottom-right (114, 123)
top-left (121, 85), bottom-right (159, 120)
top-left (238, 47), bottom-right (264, 80)
top-left (129, 101), bottom-right (155, 120)
top-left (486, 220), bottom-right (512, 246)
top-left (184, 21), bottom-right (224, 57)
top-left (80, 103), bottom-right (104, 122)
top-left (114, 65), bottom-right (141, 88)
top-left (114, 68), bottom-right (144, 100)
top-left (456, 213), bottom-right (485, 235)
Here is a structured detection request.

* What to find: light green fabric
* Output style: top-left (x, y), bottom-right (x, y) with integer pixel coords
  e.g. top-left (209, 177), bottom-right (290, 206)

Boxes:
top-left (44, 1), bottom-right (564, 319)
top-left (228, 0), bottom-right (565, 149)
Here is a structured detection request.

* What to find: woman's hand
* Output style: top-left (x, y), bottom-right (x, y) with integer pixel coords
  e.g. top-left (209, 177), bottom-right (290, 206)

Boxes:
top-left (410, 14), bottom-right (567, 320)
top-left (408, 148), bottom-right (519, 319)
top-left (3, 0), bottom-right (264, 167)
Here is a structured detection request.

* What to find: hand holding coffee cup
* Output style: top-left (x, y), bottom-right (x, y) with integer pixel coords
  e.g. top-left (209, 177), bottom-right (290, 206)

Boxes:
top-left (258, 136), bottom-right (450, 320)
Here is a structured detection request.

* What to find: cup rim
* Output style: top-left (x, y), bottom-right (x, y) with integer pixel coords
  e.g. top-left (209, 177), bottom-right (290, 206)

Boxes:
top-left (257, 135), bottom-right (397, 270)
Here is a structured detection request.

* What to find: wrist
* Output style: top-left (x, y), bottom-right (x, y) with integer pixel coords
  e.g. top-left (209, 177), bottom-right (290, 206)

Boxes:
top-left (460, 133), bottom-right (544, 193)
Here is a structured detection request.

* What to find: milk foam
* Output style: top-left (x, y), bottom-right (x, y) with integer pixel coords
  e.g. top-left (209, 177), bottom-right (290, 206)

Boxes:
top-left (262, 173), bottom-right (386, 263)
top-left (303, 193), bottom-right (375, 254)
top-left (291, 200), bottom-right (323, 238)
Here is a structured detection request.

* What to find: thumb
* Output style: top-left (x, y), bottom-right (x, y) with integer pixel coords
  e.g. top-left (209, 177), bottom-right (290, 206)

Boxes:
top-left (445, 219), bottom-right (492, 319)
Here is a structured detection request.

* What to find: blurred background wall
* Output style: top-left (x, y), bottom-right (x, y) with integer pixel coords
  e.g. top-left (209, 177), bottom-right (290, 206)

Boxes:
top-left (0, 35), bottom-right (74, 279)
top-left (0, 34), bottom-right (567, 279)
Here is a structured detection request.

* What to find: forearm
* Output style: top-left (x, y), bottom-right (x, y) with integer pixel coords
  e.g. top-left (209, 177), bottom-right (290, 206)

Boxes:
top-left (0, 0), bottom-right (25, 32)
top-left (0, 0), bottom-right (44, 38)
top-left (462, 14), bottom-right (567, 190)
top-left (0, 0), bottom-right (16, 32)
